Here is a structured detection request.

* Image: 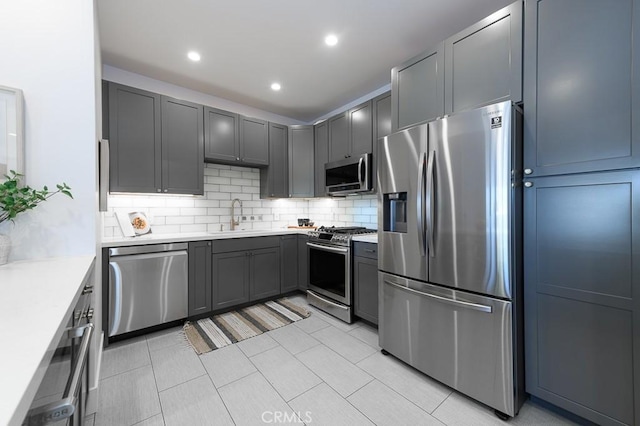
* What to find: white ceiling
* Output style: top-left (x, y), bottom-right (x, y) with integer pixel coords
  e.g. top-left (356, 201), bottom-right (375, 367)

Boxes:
top-left (97, 0), bottom-right (514, 123)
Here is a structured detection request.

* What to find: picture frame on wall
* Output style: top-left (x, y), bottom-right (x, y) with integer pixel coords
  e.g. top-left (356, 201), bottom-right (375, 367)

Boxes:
top-left (0, 85), bottom-right (24, 181)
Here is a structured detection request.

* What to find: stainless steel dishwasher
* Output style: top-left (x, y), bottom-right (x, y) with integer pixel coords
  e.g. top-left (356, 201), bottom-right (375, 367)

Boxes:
top-left (108, 243), bottom-right (188, 337)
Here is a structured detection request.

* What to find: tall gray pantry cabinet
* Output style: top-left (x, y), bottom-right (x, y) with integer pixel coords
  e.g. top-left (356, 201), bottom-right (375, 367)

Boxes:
top-left (523, 1), bottom-right (640, 425)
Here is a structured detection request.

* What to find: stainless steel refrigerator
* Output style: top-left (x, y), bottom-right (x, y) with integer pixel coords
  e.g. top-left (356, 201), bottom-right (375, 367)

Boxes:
top-left (378, 101), bottom-right (525, 418)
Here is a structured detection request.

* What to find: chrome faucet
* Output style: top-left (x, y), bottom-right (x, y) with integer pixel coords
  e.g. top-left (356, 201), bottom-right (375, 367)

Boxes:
top-left (231, 198), bottom-right (243, 230)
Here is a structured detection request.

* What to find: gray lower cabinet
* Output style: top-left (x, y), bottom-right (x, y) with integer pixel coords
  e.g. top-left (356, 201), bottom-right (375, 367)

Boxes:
top-left (314, 121), bottom-right (329, 197)
top-left (444, 0), bottom-right (522, 114)
top-left (297, 235), bottom-right (308, 291)
top-left (523, 0), bottom-right (640, 177)
top-left (260, 122), bottom-right (288, 198)
top-left (212, 250), bottom-right (250, 310)
top-left (161, 96), bottom-right (204, 195)
top-left (204, 107), bottom-right (239, 163)
top-left (106, 82), bottom-right (161, 193)
top-left (212, 237), bottom-right (281, 310)
top-left (524, 170), bottom-right (639, 426)
top-left (249, 247), bottom-right (281, 301)
top-left (289, 125), bottom-right (315, 198)
top-left (280, 235), bottom-right (298, 293)
top-left (353, 242), bottom-right (378, 324)
top-left (391, 42), bottom-right (445, 132)
top-left (105, 82), bottom-right (204, 194)
top-left (188, 241), bottom-right (212, 316)
top-left (239, 115), bottom-right (269, 166)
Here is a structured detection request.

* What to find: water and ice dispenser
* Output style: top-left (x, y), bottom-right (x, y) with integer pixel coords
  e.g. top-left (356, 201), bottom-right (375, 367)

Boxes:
top-left (383, 192), bottom-right (407, 233)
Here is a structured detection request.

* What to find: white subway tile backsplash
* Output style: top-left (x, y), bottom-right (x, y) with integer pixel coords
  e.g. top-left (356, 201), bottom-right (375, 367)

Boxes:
top-left (166, 216), bottom-right (195, 225)
top-left (180, 224), bottom-right (207, 233)
top-left (180, 207), bottom-right (208, 216)
top-left (104, 163), bottom-right (378, 238)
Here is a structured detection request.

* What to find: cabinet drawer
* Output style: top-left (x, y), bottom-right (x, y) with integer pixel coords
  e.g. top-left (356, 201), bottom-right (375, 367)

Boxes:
top-left (353, 242), bottom-right (378, 260)
top-left (212, 236), bottom-right (280, 253)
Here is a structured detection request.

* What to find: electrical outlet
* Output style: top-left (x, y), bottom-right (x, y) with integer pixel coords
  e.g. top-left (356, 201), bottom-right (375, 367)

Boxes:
top-left (250, 216), bottom-right (255, 220)
top-left (258, 215), bottom-right (263, 220)
top-left (241, 216), bottom-right (246, 221)
top-left (274, 212), bottom-right (280, 220)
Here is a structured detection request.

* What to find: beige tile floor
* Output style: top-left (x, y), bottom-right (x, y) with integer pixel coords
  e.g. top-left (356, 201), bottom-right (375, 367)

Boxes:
top-left (88, 294), bottom-right (578, 426)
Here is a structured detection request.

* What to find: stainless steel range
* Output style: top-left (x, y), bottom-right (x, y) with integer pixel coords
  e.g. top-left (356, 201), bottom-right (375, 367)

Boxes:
top-left (307, 226), bottom-right (376, 323)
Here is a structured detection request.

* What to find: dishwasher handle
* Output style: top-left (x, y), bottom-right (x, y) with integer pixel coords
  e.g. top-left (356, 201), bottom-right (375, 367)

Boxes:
top-left (109, 242), bottom-right (189, 257)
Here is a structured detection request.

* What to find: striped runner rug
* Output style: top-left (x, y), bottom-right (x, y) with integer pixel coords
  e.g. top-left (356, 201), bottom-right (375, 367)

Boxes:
top-left (183, 297), bottom-right (311, 354)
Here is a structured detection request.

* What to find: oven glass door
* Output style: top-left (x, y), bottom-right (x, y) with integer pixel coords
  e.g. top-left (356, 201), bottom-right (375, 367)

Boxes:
top-left (307, 242), bottom-right (350, 305)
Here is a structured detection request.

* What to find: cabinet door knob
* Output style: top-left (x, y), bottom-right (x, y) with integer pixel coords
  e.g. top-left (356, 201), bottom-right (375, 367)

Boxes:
top-left (157, 188), bottom-right (161, 192)
top-left (163, 189), bottom-right (168, 193)
top-left (524, 181), bottom-right (533, 188)
top-left (524, 168), bottom-right (533, 175)
top-left (236, 157), bottom-right (240, 161)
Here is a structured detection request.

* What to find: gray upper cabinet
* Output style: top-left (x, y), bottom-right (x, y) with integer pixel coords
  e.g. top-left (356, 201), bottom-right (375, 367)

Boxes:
top-left (523, 0), bottom-right (640, 177)
top-left (349, 100), bottom-right (373, 158)
top-left (372, 92), bottom-right (391, 194)
top-left (328, 112), bottom-right (350, 162)
top-left (239, 115), bottom-right (269, 166)
top-left (523, 170), bottom-right (639, 426)
top-left (391, 42), bottom-right (445, 132)
top-left (314, 121), bottom-right (329, 197)
top-left (444, 0), bottom-right (522, 114)
top-left (204, 107), bottom-right (239, 163)
top-left (161, 96), bottom-right (204, 195)
top-left (260, 122), bottom-right (288, 198)
top-left (105, 82), bottom-right (204, 195)
top-left (373, 92), bottom-right (392, 142)
top-left (107, 82), bottom-right (162, 193)
top-left (289, 125), bottom-right (315, 198)
top-left (329, 100), bottom-right (374, 163)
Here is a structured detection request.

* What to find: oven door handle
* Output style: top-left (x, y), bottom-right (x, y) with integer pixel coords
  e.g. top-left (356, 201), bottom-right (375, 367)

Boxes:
top-left (25, 323), bottom-right (94, 426)
top-left (307, 242), bottom-right (349, 254)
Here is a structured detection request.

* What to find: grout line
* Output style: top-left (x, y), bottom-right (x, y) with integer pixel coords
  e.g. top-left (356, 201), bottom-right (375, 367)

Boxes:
top-left (202, 374), bottom-right (237, 425)
top-left (144, 338), bottom-right (166, 425)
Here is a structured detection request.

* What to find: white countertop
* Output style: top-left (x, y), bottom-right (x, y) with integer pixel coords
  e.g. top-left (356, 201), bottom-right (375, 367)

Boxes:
top-left (0, 255), bottom-right (96, 426)
top-left (101, 228), bottom-right (310, 248)
top-left (352, 234), bottom-right (378, 243)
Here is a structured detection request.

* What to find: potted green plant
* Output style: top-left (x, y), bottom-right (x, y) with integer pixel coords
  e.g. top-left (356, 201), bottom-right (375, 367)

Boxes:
top-left (0, 170), bottom-right (72, 265)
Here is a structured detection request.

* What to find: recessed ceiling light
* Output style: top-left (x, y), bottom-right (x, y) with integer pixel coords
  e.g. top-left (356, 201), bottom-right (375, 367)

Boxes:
top-left (271, 83), bottom-right (281, 91)
top-left (187, 51), bottom-right (201, 62)
top-left (325, 34), bottom-right (338, 46)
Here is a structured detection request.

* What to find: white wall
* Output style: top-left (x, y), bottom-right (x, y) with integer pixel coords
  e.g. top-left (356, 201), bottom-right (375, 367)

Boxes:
top-left (104, 163), bottom-right (377, 238)
top-left (103, 65), bottom-right (306, 126)
top-left (0, 0), bottom-right (98, 260)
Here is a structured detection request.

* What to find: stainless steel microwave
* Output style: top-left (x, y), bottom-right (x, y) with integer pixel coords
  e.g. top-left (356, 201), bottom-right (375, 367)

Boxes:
top-left (325, 153), bottom-right (372, 196)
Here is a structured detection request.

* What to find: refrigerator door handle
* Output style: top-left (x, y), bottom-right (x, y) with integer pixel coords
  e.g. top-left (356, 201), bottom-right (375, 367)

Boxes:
top-left (417, 152), bottom-right (427, 256)
top-left (383, 279), bottom-right (493, 313)
top-left (99, 139), bottom-right (110, 212)
top-left (426, 150), bottom-right (436, 257)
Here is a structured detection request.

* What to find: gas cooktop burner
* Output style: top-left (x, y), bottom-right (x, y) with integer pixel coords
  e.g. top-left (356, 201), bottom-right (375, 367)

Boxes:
top-left (316, 226), bottom-right (375, 235)
top-left (308, 226), bottom-right (377, 246)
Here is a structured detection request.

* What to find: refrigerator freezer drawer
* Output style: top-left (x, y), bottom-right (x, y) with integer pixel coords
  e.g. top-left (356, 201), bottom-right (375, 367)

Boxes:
top-left (379, 271), bottom-right (515, 416)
